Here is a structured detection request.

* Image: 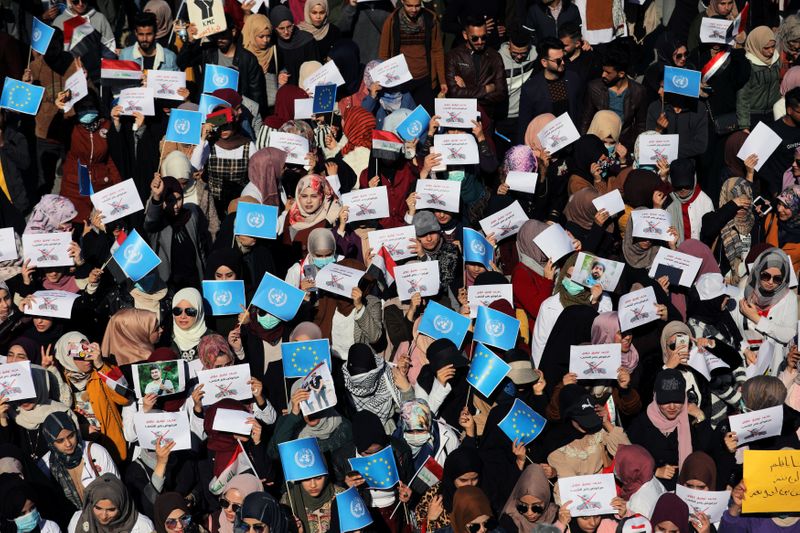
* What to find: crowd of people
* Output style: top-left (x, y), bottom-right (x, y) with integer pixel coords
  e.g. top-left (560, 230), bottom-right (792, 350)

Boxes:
top-left (1, 0), bottom-right (800, 532)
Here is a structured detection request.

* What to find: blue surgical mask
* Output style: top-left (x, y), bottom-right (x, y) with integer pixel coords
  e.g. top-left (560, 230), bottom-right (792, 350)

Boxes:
top-left (312, 256), bottom-right (335, 268)
top-left (78, 111), bottom-right (99, 124)
top-left (257, 312), bottom-right (281, 330)
top-left (606, 144), bottom-right (616, 157)
top-left (561, 278), bottom-right (585, 296)
top-left (15, 510), bottom-right (40, 533)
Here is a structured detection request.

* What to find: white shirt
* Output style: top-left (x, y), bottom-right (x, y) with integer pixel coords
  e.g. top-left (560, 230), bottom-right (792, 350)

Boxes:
top-left (68, 511), bottom-right (155, 533)
top-left (42, 443), bottom-right (119, 486)
top-left (530, 295), bottom-right (564, 367)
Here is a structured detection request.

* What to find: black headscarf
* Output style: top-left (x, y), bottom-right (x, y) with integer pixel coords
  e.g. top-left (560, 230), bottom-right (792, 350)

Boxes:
top-left (351, 410), bottom-right (388, 453)
top-left (237, 492), bottom-right (288, 533)
top-left (42, 411), bottom-right (84, 509)
top-left (270, 6), bottom-right (314, 51)
top-left (203, 248), bottom-right (245, 280)
top-left (686, 288), bottom-right (743, 347)
top-left (569, 135), bottom-right (607, 181)
top-left (441, 447), bottom-right (482, 511)
top-left (478, 402), bottom-right (525, 511)
top-left (416, 339), bottom-right (469, 427)
top-left (160, 176), bottom-right (190, 228)
top-left (538, 306), bottom-right (598, 397)
top-left (154, 492), bottom-right (189, 533)
top-left (623, 169), bottom-right (662, 208)
top-left (328, 40), bottom-right (362, 97)
top-left (0, 473), bottom-right (32, 533)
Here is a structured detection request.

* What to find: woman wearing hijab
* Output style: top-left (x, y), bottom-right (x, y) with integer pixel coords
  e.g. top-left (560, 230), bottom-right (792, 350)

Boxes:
top-left (414, 446), bottom-right (482, 532)
top-left (203, 249), bottom-right (247, 338)
top-left (523, 115), bottom-right (570, 222)
top-left (170, 288), bottom-right (212, 361)
top-left (563, 187), bottom-right (617, 256)
top-left (242, 14), bottom-right (275, 76)
top-left (42, 412), bottom-right (119, 512)
top-left (414, 337), bottom-right (474, 429)
top-left (677, 451), bottom-right (717, 492)
top-left (650, 494), bottom-right (690, 533)
top-left (101, 308), bottom-right (160, 365)
top-left (256, 85), bottom-right (311, 149)
top-left (325, 106), bottom-right (376, 184)
top-left (587, 110), bottom-right (628, 166)
top-left (282, 469), bottom-right (342, 533)
top-left (644, 33), bottom-right (689, 103)
top-left (7, 338), bottom-right (70, 408)
top-left (360, 61), bottom-right (416, 130)
top-left (567, 135), bottom-right (617, 195)
top-left (153, 492), bottom-right (192, 533)
top-left (737, 27), bottom-right (781, 130)
top-left (493, 146), bottom-right (544, 223)
top-left (614, 444), bottom-right (666, 520)
top-left (297, 0), bottom-right (341, 59)
top-left (687, 0), bottom-right (739, 51)
top-left (270, 6), bottom-right (320, 84)
top-left (512, 220), bottom-right (556, 338)
top-left (19, 316), bottom-right (65, 360)
top-left (622, 207), bottom-right (676, 273)
top-left (765, 185), bottom-right (800, 272)
top-left (664, 159), bottom-right (714, 245)
top-left (285, 227), bottom-right (338, 289)
top-left (207, 474), bottom-right (262, 533)
top-left (499, 464), bottom-right (559, 531)
top-left (449, 487), bottom-right (500, 533)
top-left (24, 195), bottom-right (78, 236)
top-left (0, 473), bottom-right (60, 533)
top-left (393, 399), bottom-right (459, 471)
top-left (240, 148), bottom-right (288, 207)
top-left (283, 175), bottom-right (341, 255)
top-left (236, 493), bottom-right (289, 533)
top-left (67, 474), bottom-right (153, 533)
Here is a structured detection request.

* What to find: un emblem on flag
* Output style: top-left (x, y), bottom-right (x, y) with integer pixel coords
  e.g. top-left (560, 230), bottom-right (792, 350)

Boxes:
top-left (350, 499), bottom-right (366, 518)
top-left (268, 288), bottom-right (288, 307)
top-left (174, 119), bottom-right (191, 135)
top-left (408, 120), bottom-right (423, 136)
top-left (32, 29), bottom-right (41, 41)
top-left (470, 240), bottom-right (486, 256)
top-left (671, 74), bottom-right (688, 89)
top-left (247, 212), bottom-right (265, 228)
top-left (485, 319), bottom-right (505, 337)
top-left (294, 448), bottom-right (316, 468)
top-left (213, 73), bottom-right (229, 87)
top-left (213, 290), bottom-right (232, 307)
top-left (123, 245), bottom-right (143, 264)
top-left (433, 315), bottom-right (453, 334)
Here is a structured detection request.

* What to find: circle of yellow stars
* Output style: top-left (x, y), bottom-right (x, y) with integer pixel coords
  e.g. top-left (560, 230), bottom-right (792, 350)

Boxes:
top-left (503, 402), bottom-right (543, 442)
top-left (6, 83), bottom-right (34, 110)
top-left (363, 455), bottom-right (395, 488)
top-left (468, 348), bottom-right (496, 387)
top-left (291, 343), bottom-right (322, 374)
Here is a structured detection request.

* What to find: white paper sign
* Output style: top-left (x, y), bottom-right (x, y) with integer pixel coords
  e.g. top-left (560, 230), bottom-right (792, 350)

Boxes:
top-left (134, 411), bottom-right (191, 451)
top-left (737, 122), bottom-right (781, 172)
top-left (468, 284), bottom-right (513, 318)
top-left (675, 485), bottom-right (730, 523)
top-left (537, 112), bottom-right (580, 153)
top-left (62, 69), bottom-right (88, 112)
top-left (591, 189), bottom-right (625, 216)
top-left (699, 17), bottom-right (733, 44)
top-left (533, 223), bottom-right (574, 262)
top-left (478, 201), bottom-right (528, 241)
top-left (687, 346), bottom-right (729, 382)
top-left (119, 87), bottom-right (156, 116)
top-left (557, 474), bottom-right (618, 517)
top-left (211, 408), bottom-right (252, 435)
top-left (294, 98), bottom-right (314, 119)
top-left (505, 171), bottom-right (538, 195)
top-left (341, 186), bottom-right (391, 222)
top-left (24, 290), bottom-right (80, 319)
top-left (416, 179), bottom-right (461, 212)
top-left (434, 98), bottom-right (478, 128)
top-left (325, 174), bottom-right (341, 198)
top-left (187, 0), bottom-right (227, 38)
top-left (394, 261), bottom-right (441, 301)
top-left (369, 54), bottom-right (413, 88)
top-left (268, 132), bottom-right (310, 165)
top-left (648, 248), bottom-right (702, 287)
top-left (0, 361), bottom-right (35, 401)
top-left (315, 263), bottom-right (364, 298)
top-left (638, 134), bottom-right (679, 164)
top-left (22, 232), bottom-right (73, 267)
top-left (433, 134), bottom-right (479, 166)
top-left (630, 209), bottom-right (673, 241)
top-left (729, 405), bottom-right (784, 445)
top-left (744, 338), bottom-right (774, 379)
top-left (0, 228), bottom-right (18, 262)
top-left (569, 344), bottom-right (622, 379)
top-left (618, 286), bottom-right (659, 331)
top-left (90, 179), bottom-right (145, 224)
top-left (301, 61), bottom-right (346, 96)
top-left (367, 226), bottom-right (416, 261)
top-left (146, 70), bottom-right (186, 101)
top-left (196, 365), bottom-right (252, 406)
top-left (571, 252), bottom-right (625, 292)
top-left (298, 361), bottom-right (337, 416)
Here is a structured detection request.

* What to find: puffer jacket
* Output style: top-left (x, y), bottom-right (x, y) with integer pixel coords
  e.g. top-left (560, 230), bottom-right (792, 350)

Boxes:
top-left (736, 54), bottom-right (781, 129)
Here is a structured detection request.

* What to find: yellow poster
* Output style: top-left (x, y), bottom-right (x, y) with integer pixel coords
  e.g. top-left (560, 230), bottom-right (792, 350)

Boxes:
top-left (742, 450), bottom-right (800, 513)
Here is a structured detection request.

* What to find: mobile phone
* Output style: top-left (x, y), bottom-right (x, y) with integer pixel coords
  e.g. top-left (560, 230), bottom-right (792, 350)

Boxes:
top-left (303, 264), bottom-right (318, 292)
top-left (674, 333), bottom-right (689, 349)
top-left (753, 196), bottom-right (772, 214)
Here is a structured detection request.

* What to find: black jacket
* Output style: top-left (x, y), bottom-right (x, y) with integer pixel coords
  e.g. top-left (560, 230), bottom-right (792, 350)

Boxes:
top-left (581, 78), bottom-right (648, 150)
top-left (516, 70), bottom-right (583, 143)
top-left (445, 45), bottom-right (508, 110)
top-left (524, 0), bottom-right (581, 42)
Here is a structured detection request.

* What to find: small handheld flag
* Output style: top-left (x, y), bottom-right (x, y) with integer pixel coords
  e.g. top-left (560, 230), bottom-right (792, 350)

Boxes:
top-left (0, 79), bottom-right (45, 115)
top-left (62, 15), bottom-right (94, 50)
top-left (199, 93), bottom-right (230, 118)
top-left (100, 59), bottom-right (142, 81)
top-left (366, 245), bottom-right (396, 289)
top-left (336, 487), bottom-right (373, 532)
top-left (166, 109), bottom-right (203, 145)
top-left (278, 437), bottom-right (328, 481)
top-left (78, 160), bottom-right (94, 196)
top-left (463, 228), bottom-right (493, 269)
top-left (467, 342), bottom-right (511, 397)
top-left (201, 280), bottom-right (246, 316)
top-left (663, 66), bottom-right (701, 98)
top-left (372, 130), bottom-right (404, 160)
top-left (251, 272), bottom-right (305, 322)
top-left (233, 203), bottom-right (278, 239)
top-left (348, 445), bottom-right (400, 489)
top-left (473, 305), bottom-right (520, 351)
top-left (312, 84), bottom-right (337, 114)
top-left (31, 18), bottom-right (55, 55)
top-left (409, 456), bottom-right (443, 495)
top-left (203, 64), bottom-right (239, 93)
top-left (396, 105), bottom-right (431, 142)
top-left (418, 300), bottom-right (471, 348)
top-left (112, 229), bottom-right (161, 282)
top-left (281, 339), bottom-right (332, 379)
top-left (498, 398), bottom-right (547, 445)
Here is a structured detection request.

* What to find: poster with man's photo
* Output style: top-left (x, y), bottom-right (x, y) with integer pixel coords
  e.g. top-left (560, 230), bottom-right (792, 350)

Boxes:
top-left (299, 361), bottom-right (337, 416)
top-left (131, 360), bottom-right (186, 399)
top-left (571, 252), bottom-right (625, 292)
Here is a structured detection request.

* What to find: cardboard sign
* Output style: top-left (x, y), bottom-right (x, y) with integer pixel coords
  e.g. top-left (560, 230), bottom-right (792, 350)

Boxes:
top-left (415, 179), bottom-right (461, 212)
top-left (743, 450), bottom-right (800, 513)
top-left (394, 261), bottom-right (441, 300)
top-left (571, 252), bottom-right (624, 292)
top-left (294, 98), bottom-right (314, 119)
top-left (569, 344), bottom-right (622, 379)
top-left (301, 61), bottom-right (345, 96)
top-left (196, 365), bottom-right (251, 406)
top-left (367, 226), bottom-right (416, 261)
top-left (478, 201), bottom-right (528, 241)
top-left (315, 263), bottom-right (364, 299)
top-left (341, 186), bottom-right (390, 223)
top-left (22, 232), bottom-right (73, 268)
top-left (90, 179), bottom-right (144, 224)
top-left (134, 411), bottom-right (191, 450)
top-left (187, 0), bottom-right (227, 38)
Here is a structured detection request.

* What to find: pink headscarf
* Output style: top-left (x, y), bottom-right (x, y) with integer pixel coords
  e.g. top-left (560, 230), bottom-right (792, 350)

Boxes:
top-left (781, 66), bottom-right (800, 95)
top-left (590, 312), bottom-right (639, 370)
top-left (671, 239), bottom-right (722, 319)
top-left (524, 113), bottom-right (556, 154)
top-left (615, 444), bottom-right (656, 500)
top-left (218, 474), bottom-right (264, 533)
top-left (646, 398), bottom-right (692, 468)
top-left (247, 147), bottom-right (287, 207)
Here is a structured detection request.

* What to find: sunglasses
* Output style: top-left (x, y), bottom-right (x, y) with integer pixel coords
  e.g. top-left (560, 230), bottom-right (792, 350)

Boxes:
top-left (793, 159), bottom-right (800, 166)
top-left (466, 518), bottom-right (498, 533)
top-left (469, 35), bottom-right (487, 42)
top-left (165, 515), bottom-right (192, 530)
top-left (238, 524), bottom-right (267, 533)
top-left (673, 52), bottom-right (687, 59)
top-left (172, 307), bottom-right (198, 317)
top-left (219, 497), bottom-right (241, 513)
top-left (760, 271), bottom-right (784, 284)
top-left (515, 503), bottom-right (545, 515)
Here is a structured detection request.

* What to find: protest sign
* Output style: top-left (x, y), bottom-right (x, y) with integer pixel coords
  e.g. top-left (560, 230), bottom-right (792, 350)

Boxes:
top-left (557, 474), bottom-right (618, 517)
top-left (571, 252), bottom-right (624, 291)
top-left (134, 411), bottom-right (191, 450)
top-left (90, 179), bottom-right (144, 224)
top-left (315, 263), bottom-right (364, 299)
top-left (742, 450), bottom-right (800, 513)
top-left (478, 201), bottom-right (528, 241)
top-left (415, 179), bottom-right (461, 212)
top-left (569, 344), bottom-right (622, 379)
top-left (341, 187), bottom-right (390, 223)
top-left (196, 365), bottom-right (251, 406)
top-left (22, 232), bottom-right (73, 268)
top-left (618, 286), bottom-right (659, 331)
top-left (394, 261), bottom-right (441, 300)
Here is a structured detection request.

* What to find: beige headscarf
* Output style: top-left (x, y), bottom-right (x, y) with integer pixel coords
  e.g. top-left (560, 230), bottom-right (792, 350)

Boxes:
top-left (242, 14), bottom-right (275, 72)
top-left (745, 26), bottom-right (779, 66)
top-left (588, 110), bottom-right (622, 144)
top-left (100, 308), bottom-right (158, 365)
top-left (523, 113), bottom-right (556, 154)
top-left (144, 0), bottom-right (172, 39)
top-left (706, 0), bottom-right (738, 18)
top-left (298, 0), bottom-right (330, 41)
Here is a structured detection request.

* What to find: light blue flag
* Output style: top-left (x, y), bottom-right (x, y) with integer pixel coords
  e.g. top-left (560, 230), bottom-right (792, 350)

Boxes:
top-left (112, 229), bottom-right (161, 282)
top-left (233, 203), bottom-right (278, 239)
top-left (312, 84), bottom-right (337, 114)
top-left (203, 64), bottom-right (239, 93)
top-left (467, 342), bottom-right (511, 397)
top-left (396, 105), bottom-right (430, 142)
top-left (166, 109), bottom-right (203, 145)
top-left (251, 272), bottom-right (305, 322)
top-left (31, 17), bottom-right (55, 54)
top-left (336, 487), bottom-right (373, 532)
top-left (281, 339), bottom-right (332, 378)
top-left (348, 445), bottom-right (400, 489)
top-left (278, 437), bottom-right (328, 482)
top-left (0, 79), bottom-right (45, 115)
top-left (498, 398), bottom-right (546, 445)
top-left (663, 66), bottom-right (701, 98)
top-left (198, 93), bottom-right (230, 117)
top-left (202, 280), bottom-right (245, 316)
top-left (473, 305), bottom-right (520, 350)
top-left (463, 228), bottom-right (493, 269)
top-left (78, 159), bottom-right (94, 196)
top-left (418, 300), bottom-right (471, 348)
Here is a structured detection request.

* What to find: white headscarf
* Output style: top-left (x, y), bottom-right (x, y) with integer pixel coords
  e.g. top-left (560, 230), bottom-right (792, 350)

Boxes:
top-left (171, 288), bottom-right (208, 351)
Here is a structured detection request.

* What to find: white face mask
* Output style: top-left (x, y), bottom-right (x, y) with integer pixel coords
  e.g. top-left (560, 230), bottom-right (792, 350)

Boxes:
top-left (405, 432), bottom-right (430, 453)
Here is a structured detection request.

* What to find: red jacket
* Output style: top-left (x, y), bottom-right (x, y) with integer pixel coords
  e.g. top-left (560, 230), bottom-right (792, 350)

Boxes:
top-left (512, 262), bottom-right (554, 335)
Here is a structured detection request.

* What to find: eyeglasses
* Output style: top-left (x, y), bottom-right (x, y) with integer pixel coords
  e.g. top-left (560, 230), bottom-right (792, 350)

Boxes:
top-left (515, 503), bottom-right (545, 515)
top-left (469, 35), bottom-right (487, 43)
top-left (545, 57), bottom-right (564, 65)
top-left (466, 518), bottom-right (498, 533)
top-left (165, 515), bottom-right (192, 530)
top-left (172, 307), bottom-right (198, 317)
top-left (759, 271), bottom-right (784, 284)
top-left (219, 497), bottom-right (241, 514)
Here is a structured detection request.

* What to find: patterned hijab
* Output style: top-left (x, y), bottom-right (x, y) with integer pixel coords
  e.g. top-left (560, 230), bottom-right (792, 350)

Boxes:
top-left (342, 106), bottom-right (376, 155)
top-left (718, 177), bottom-right (754, 280)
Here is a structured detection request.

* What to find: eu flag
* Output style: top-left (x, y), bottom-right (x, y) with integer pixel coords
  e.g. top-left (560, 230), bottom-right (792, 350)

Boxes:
top-left (473, 305), bottom-right (520, 351)
top-left (463, 228), bottom-right (493, 269)
top-left (467, 342), bottom-right (511, 397)
top-left (0, 79), bottom-right (45, 115)
top-left (396, 105), bottom-right (430, 142)
top-left (348, 445), bottom-right (400, 489)
top-left (199, 93), bottom-right (230, 117)
top-left (78, 159), bottom-right (94, 196)
top-left (251, 272), bottom-right (305, 322)
top-left (336, 487), bottom-right (373, 532)
top-left (278, 437), bottom-right (328, 482)
top-left (498, 398), bottom-right (547, 445)
top-left (202, 280), bottom-right (245, 316)
top-left (31, 17), bottom-right (55, 54)
top-left (312, 84), bottom-right (337, 114)
top-left (281, 339), bottom-right (332, 378)
top-left (663, 66), bottom-right (701, 98)
top-left (418, 300), bottom-right (471, 348)
top-left (203, 64), bottom-right (239, 93)
top-left (233, 203), bottom-right (278, 239)
top-left (112, 229), bottom-right (161, 282)
top-left (166, 109), bottom-right (203, 145)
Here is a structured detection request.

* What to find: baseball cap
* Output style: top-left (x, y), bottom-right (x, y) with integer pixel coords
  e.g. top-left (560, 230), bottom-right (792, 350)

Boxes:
top-left (413, 210), bottom-right (441, 237)
top-left (654, 369), bottom-right (686, 405)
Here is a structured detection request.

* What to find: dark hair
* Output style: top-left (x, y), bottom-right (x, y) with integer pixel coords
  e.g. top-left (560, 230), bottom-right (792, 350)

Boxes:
top-left (602, 42), bottom-right (629, 73)
top-left (537, 37), bottom-right (564, 60)
top-left (558, 21), bottom-right (582, 41)
top-left (462, 15), bottom-right (486, 31)
top-left (509, 26), bottom-right (532, 48)
top-left (134, 12), bottom-right (158, 33)
top-left (787, 87), bottom-right (800, 109)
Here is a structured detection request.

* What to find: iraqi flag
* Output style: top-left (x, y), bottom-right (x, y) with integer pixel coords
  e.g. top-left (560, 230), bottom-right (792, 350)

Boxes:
top-left (62, 15), bottom-right (94, 50)
top-left (410, 456), bottom-right (443, 495)
top-left (367, 245), bottom-right (396, 288)
top-left (209, 441), bottom-right (257, 495)
top-left (726, 2), bottom-right (748, 42)
top-left (701, 50), bottom-right (730, 83)
top-left (372, 130), bottom-right (404, 160)
top-left (97, 366), bottom-right (132, 398)
top-left (101, 59), bottom-right (142, 81)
